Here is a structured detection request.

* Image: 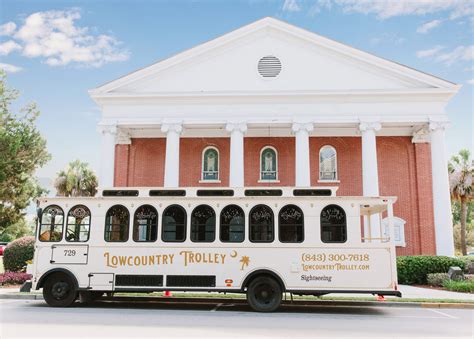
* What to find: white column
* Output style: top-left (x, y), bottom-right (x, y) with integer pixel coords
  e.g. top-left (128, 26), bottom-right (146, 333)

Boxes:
top-left (429, 121), bottom-right (455, 256)
top-left (161, 123), bottom-right (182, 188)
top-left (292, 122), bottom-right (314, 187)
top-left (98, 124), bottom-right (117, 188)
top-left (359, 121), bottom-right (381, 240)
top-left (226, 122), bottom-right (247, 187)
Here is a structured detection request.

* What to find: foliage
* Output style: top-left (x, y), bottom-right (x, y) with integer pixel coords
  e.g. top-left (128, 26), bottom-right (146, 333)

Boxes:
top-left (457, 256), bottom-right (474, 273)
top-left (442, 279), bottom-right (474, 293)
top-left (452, 200), bottom-right (474, 225)
top-left (0, 271), bottom-right (32, 286)
top-left (0, 219), bottom-right (34, 242)
top-left (54, 160), bottom-right (98, 197)
top-left (453, 224), bottom-right (474, 256)
top-left (3, 236), bottom-right (35, 272)
top-left (396, 256), bottom-right (465, 285)
top-left (426, 273), bottom-right (449, 287)
top-left (0, 71), bottom-right (50, 233)
top-left (449, 149), bottom-right (473, 255)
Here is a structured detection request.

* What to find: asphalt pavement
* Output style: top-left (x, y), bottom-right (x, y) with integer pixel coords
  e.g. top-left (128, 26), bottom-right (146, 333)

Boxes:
top-left (0, 298), bottom-right (473, 338)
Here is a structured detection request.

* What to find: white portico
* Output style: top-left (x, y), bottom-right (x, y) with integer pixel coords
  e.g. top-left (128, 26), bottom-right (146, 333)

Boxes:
top-left (91, 17), bottom-right (460, 256)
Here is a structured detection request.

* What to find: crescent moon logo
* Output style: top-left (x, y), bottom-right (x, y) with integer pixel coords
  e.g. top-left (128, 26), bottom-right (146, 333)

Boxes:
top-left (230, 250), bottom-right (238, 258)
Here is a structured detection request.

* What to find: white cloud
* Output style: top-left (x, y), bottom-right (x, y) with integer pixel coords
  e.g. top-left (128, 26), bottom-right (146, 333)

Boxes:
top-left (0, 63), bottom-right (23, 73)
top-left (435, 45), bottom-right (474, 65)
top-left (417, 19), bottom-right (443, 33)
top-left (283, 0), bottom-right (301, 12)
top-left (467, 79), bottom-right (474, 85)
top-left (4, 8), bottom-right (129, 67)
top-left (311, 0), bottom-right (473, 20)
top-left (0, 22), bottom-right (16, 36)
top-left (416, 45), bottom-right (445, 58)
top-left (0, 40), bottom-right (21, 55)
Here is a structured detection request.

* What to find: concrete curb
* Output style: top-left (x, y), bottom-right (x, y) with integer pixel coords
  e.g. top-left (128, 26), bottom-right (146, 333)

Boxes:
top-left (1, 294), bottom-right (473, 309)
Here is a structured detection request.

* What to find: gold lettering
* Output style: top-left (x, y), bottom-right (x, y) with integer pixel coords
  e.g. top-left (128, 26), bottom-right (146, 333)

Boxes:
top-left (220, 254), bottom-right (226, 264)
top-left (169, 254), bottom-right (174, 264)
top-left (119, 256), bottom-right (127, 266)
top-left (111, 256), bottom-right (118, 267)
top-left (149, 255), bottom-right (155, 265)
top-left (195, 253), bottom-right (202, 262)
top-left (104, 252), bottom-right (117, 268)
top-left (127, 256), bottom-right (133, 266)
top-left (162, 255), bottom-right (169, 265)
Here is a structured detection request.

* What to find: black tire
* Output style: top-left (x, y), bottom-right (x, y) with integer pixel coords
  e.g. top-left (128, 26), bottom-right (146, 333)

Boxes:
top-left (246, 276), bottom-right (282, 312)
top-left (42, 273), bottom-right (77, 307)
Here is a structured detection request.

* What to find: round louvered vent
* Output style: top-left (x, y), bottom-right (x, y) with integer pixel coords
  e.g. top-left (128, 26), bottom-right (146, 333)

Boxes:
top-left (257, 56), bottom-right (281, 78)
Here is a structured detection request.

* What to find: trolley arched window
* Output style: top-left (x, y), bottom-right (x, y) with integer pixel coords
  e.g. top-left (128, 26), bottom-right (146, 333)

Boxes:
top-left (220, 205), bottom-right (245, 242)
top-left (133, 205), bottom-right (158, 242)
top-left (104, 205), bottom-right (130, 242)
top-left (279, 204), bottom-right (304, 243)
top-left (320, 204), bottom-right (347, 243)
top-left (319, 145), bottom-right (337, 181)
top-left (39, 205), bottom-right (64, 242)
top-left (249, 204), bottom-right (274, 242)
top-left (66, 205), bottom-right (91, 242)
top-left (260, 146), bottom-right (278, 181)
top-left (162, 205), bottom-right (186, 242)
top-left (191, 205), bottom-right (216, 242)
top-left (202, 147), bottom-right (219, 181)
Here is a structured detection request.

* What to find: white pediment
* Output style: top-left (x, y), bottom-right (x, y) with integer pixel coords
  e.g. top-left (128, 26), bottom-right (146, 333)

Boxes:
top-left (91, 17), bottom-right (457, 97)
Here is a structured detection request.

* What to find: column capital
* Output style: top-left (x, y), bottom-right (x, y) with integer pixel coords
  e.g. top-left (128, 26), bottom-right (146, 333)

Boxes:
top-left (411, 126), bottom-right (430, 143)
top-left (429, 120), bottom-right (450, 132)
top-left (359, 121), bottom-right (381, 132)
top-left (291, 122), bottom-right (314, 133)
top-left (226, 122), bottom-right (247, 134)
top-left (161, 123), bottom-right (183, 134)
top-left (116, 128), bottom-right (131, 145)
top-left (97, 124), bottom-right (117, 135)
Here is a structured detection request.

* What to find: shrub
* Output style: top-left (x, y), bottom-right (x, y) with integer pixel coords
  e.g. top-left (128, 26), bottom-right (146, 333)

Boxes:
top-left (442, 279), bottom-right (474, 293)
top-left (396, 256), bottom-right (466, 285)
top-left (458, 256), bottom-right (474, 273)
top-left (3, 236), bottom-right (35, 272)
top-left (426, 273), bottom-right (449, 286)
top-left (0, 271), bottom-right (32, 286)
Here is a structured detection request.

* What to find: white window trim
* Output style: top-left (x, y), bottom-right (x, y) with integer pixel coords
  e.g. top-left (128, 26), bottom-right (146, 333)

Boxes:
top-left (382, 216), bottom-right (406, 247)
top-left (259, 146), bottom-right (278, 181)
top-left (201, 146), bottom-right (219, 181)
top-left (319, 145), bottom-right (338, 181)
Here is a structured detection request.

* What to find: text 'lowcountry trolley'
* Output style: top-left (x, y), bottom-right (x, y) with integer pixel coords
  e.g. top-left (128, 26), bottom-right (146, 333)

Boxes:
top-left (28, 187), bottom-right (401, 312)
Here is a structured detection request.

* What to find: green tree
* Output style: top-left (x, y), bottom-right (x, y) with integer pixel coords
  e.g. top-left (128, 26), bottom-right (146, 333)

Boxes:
top-left (449, 149), bottom-right (473, 255)
top-left (0, 219), bottom-right (34, 242)
top-left (0, 71), bottom-right (50, 234)
top-left (54, 160), bottom-right (98, 197)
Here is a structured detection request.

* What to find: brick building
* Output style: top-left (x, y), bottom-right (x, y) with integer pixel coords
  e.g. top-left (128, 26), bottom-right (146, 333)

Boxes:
top-left (90, 18), bottom-right (460, 256)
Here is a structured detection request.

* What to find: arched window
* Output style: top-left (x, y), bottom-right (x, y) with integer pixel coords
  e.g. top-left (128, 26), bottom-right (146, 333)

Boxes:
top-left (320, 205), bottom-right (346, 243)
top-left (319, 145), bottom-right (337, 181)
top-left (249, 204), bottom-right (274, 242)
top-left (220, 205), bottom-right (245, 242)
top-left (133, 205), bottom-right (158, 242)
top-left (279, 205), bottom-right (304, 243)
top-left (202, 147), bottom-right (219, 181)
top-left (66, 205), bottom-right (91, 242)
top-left (39, 205), bottom-right (64, 242)
top-left (260, 147), bottom-right (278, 181)
top-left (104, 205), bottom-right (130, 242)
top-left (191, 205), bottom-right (216, 242)
top-left (162, 205), bottom-right (186, 242)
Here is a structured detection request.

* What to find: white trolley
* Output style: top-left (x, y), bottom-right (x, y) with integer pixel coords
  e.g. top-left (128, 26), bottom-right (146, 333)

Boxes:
top-left (28, 187), bottom-right (401, 312)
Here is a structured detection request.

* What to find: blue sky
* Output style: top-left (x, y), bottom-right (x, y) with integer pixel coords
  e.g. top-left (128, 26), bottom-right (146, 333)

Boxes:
top-left (1, 0), bottom-right (473, 189)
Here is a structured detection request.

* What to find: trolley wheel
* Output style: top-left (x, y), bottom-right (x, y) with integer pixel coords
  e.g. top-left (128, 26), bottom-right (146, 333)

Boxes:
top-left (246, 276), bottom-right (282, 312)
top-left (42, 273), bottom-right (77, 307)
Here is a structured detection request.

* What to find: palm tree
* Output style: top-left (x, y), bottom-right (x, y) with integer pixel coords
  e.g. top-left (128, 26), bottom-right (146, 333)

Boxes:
top-left (449, 149), bottom-right (473, 255)
top-left (54, 160), bottom-right (98, 197)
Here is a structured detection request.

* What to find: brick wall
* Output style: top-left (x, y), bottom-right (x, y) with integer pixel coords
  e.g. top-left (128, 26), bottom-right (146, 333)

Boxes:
top-left (244, 137), bottom-right (295, 186)
top-left (179, 138), bottom-right (230, 186)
